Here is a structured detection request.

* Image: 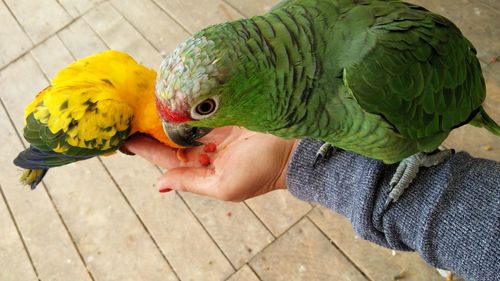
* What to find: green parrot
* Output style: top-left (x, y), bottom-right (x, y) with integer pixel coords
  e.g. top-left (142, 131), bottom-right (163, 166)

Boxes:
top-left (155, 0), bottom-right (499, 208)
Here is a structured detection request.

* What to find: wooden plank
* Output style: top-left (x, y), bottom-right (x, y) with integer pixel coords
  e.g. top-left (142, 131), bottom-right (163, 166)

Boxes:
top-left (479, 0), bottom-right (500, 10)
top-left (308, 207), bottom-right (443, 281)
top-left (0, 55), bottom-right (93, 281)
top-left (227, 265), bottom-right (261, 281)
top-left (31, 35), bottom-right (74, 79)
top-left (57, 18), bottom-right (108, 59)
top-left (0, 111), bottom-right (38, 281)
top-left (249, 218), bottom-right (367, 281)
top-left (1, 55), bottom-right (177, 281)
top-left (100, 153), bottom-right (235, 281)
top-left (4, 0), bottom-right (72, 44)
top-left (110, 0), bottom-right (190, 53)
top-left (0, 189), bottom-right (38, 281)
top-left (483, 63), bottom-right (500, 123)
top-left (73, 4), bottom-right (234, 279)
top-left (0, 56), bottom-right (48, 134)
top-left (40, 160), bottom-right (178, 281)
top-left (83, 2), bottom-right (160, 68)
top-left (0, 1), bottom-right (32, 69)
top-left (181, 192), bottom-right (275, 268)
top-left (225, 0), bottom-right (278, 17)
top-left (444, 125), bottom-right (500, 162)
top-left (152, 0), bottom-right (242, 33)
top-left (245, 190), bottom-right (312, 236)
top-left (57, 0), bottom-right (105, 18)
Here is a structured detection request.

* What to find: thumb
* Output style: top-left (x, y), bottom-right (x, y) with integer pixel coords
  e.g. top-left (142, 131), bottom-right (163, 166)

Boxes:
top-left (157, 167), bottom-right (224, 199)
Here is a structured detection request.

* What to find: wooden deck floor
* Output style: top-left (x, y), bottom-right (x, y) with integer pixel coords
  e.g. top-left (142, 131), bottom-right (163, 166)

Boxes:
top-left (0, 0), bottom-right (498, 280)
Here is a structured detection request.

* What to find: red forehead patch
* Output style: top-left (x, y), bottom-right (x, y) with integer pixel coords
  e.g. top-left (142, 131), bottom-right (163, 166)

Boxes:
top-left (156, 100), bottom-right (191, 123)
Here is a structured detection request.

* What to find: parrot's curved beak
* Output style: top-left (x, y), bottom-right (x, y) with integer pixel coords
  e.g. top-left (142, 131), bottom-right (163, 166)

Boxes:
top-left (162, 121), bottom-right (212, 147)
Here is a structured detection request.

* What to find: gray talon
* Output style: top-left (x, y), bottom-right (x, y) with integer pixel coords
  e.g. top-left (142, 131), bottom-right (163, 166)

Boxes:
top-left (384, 149), bottom-right (453, 210)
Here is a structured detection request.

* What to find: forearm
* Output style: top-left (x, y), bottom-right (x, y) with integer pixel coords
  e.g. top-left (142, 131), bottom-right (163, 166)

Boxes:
top-left (286, 139), bottom-right (500, 281)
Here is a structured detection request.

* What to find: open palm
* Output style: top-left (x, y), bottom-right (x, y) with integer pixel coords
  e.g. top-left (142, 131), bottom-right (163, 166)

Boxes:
top-left (124, 126), bottom-right (297, 201)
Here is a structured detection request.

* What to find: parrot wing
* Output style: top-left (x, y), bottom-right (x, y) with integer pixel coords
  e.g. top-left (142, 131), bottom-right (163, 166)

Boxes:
top-left (340, 3), bottom-right (485, 140)
top-left (14, 82), bottom-right (134, 169)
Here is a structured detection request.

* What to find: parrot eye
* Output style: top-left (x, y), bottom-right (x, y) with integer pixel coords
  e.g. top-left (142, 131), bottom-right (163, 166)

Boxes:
top-left (191, 97), bottom-right (219, 120)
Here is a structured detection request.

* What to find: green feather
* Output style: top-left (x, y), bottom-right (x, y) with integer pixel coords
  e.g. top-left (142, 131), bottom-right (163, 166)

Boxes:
top-left (158, 0), bottom-right (497, 163)
top-left (470, 107), bottom-right (500, 136)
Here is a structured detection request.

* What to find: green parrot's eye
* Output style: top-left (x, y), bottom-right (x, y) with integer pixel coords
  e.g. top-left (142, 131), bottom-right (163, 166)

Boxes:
top-left (191, 97), bottom-right (219, 120)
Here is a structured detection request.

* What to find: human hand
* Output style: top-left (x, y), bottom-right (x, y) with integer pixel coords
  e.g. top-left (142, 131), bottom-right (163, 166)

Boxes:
top-left (123, 126), bottom-right (298, 201)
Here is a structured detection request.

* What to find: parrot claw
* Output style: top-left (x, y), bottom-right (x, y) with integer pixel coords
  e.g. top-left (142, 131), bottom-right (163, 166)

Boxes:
top-left (383, 149), bottom-right (454, 210)
top-left (313, 143), bottom-right (336, 168)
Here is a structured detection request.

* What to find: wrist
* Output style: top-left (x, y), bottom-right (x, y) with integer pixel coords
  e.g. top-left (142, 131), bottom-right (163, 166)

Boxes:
top-left (275, 139), bottom-right (299, 189)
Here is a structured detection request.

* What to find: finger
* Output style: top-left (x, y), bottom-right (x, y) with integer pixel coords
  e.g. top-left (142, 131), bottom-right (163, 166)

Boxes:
top-left (123, 136), bottom-right (180, 168)
top-left (157, 167), bottom-right (231, 200)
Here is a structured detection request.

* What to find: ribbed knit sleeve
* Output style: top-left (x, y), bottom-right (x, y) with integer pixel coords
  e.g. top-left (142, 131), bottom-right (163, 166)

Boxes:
top-left (286, 139), bottom-right (500, 281)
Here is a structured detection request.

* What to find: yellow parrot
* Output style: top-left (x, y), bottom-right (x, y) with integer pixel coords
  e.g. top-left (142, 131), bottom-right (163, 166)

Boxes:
top-left (14, 50), bottom-right (181, 189)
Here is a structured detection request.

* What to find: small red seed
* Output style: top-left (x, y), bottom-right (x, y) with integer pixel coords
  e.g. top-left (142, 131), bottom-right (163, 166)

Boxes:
top-left (198, 153), bottom-right (211, 166)
top-left (203, 142), bottom-right (217, 153)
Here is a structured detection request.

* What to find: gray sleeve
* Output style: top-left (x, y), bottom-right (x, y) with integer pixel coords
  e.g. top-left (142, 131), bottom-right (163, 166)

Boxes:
top-left (286, 139), bottom-right (500, 281)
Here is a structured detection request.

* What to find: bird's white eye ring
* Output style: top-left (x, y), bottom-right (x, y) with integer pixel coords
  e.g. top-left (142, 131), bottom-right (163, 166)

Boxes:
top-left (191, 96), bottom-right (219, 120)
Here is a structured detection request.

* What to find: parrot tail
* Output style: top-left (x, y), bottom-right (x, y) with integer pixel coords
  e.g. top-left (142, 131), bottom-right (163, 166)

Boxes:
top-left (14, 146), bottom-right (91, 189)
top-left (20, 169), bottom-right (48, 190)
top-left (469, 106), bottom-right (500, 136)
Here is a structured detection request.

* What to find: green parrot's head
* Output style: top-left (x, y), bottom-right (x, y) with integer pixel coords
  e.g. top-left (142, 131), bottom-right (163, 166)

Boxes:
top-left (156, 29), bottom-right (272, 147)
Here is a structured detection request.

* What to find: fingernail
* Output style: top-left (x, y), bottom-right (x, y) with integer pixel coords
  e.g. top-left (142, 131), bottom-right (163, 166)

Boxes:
top-left (159, 187), bottom-right (172, 193)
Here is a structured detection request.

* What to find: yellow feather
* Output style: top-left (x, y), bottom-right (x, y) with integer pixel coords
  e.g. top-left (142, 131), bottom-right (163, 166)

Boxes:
top-left (33, 106), bottom-right (50, 123)
top-left (101, 151), bottom-right (117, 157)
top-left (24, 50), bottom-right (180, 154)
top-left (53, 143), bottom-right (68, 153)
top-left (17, 50), bottom-right (185, 189)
